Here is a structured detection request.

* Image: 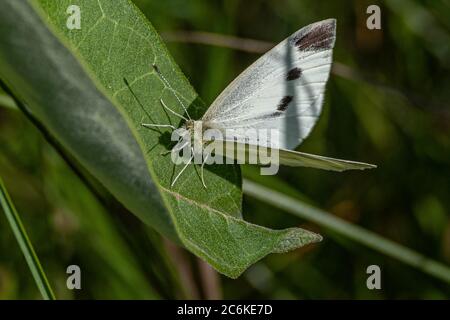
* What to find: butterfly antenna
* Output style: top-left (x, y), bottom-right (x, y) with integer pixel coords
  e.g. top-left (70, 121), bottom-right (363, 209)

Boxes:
top-left (152, 64), bottom-right (192, 120)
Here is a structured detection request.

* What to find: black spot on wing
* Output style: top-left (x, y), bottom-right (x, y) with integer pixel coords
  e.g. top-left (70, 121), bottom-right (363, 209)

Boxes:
top-left (277, 95), bottom-right (293, 111)
top-left (286, 67), bottom-right (302, 81)
top-left (293, 20), bottom-right (335, 52)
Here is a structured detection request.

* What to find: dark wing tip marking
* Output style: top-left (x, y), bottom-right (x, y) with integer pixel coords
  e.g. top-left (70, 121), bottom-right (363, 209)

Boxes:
top-left (286, 67), bottom-right (302, 81)
top-left (277, 95), bottom-right (293, 111)
top-left (293, 19), bottom-right (336, 52)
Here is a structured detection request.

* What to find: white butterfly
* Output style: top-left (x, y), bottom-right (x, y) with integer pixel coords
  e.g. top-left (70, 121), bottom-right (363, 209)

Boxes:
top-left (136, 19), bottom-right (376, 187)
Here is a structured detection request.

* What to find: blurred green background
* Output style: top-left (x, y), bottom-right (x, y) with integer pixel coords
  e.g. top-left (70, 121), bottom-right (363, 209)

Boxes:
top-left (1, 0), bottom-right (449, 299)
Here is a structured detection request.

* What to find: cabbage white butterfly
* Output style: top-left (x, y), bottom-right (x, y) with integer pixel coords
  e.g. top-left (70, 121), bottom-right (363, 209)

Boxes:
top-left (131, 19), bottom-right (376, 188)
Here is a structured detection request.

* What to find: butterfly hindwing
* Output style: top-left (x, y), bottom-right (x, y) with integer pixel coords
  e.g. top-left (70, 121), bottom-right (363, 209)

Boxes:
top-left (214, 142), bottom-right (376, 171)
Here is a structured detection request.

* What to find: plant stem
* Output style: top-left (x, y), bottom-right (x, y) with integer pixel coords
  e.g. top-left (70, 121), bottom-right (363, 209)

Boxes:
top-left (243, 179), bottom-right (450, 285)
top-left (0, 175), bottom-right (56, 300)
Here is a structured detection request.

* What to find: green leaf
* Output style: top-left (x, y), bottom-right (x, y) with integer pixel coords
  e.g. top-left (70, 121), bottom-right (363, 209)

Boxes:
top-left (0, 91), bottom-right (17, 110)
top-left (0, 0), bottom-right (321, 278)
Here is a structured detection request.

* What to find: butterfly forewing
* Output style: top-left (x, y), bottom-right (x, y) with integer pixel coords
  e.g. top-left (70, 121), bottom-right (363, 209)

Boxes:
top-left (202, 19), bottom-right (336, 150)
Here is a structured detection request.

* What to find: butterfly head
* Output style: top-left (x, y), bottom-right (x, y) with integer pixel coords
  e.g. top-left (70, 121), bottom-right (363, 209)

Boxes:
top-left (173, 119), bottom-right (193, 146)
top-left (182, 119), bottom-right (195, 131)
top-left (179, 120), bottom-right (205, 147)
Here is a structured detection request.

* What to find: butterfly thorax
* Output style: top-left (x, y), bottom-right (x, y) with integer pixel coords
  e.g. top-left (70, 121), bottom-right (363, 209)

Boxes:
top-left (183, 119), bottom-right (195, 131)
top-left (182, 120), bottom-right (206, 146)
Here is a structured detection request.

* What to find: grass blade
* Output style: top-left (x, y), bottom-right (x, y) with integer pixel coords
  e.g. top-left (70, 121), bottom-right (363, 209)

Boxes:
top-left (0, 175), bottom-right (56, 300)
top-left (243, 179), bottom-right (450, 284)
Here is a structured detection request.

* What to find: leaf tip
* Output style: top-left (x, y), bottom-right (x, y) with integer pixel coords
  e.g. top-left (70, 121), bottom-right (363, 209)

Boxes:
top-left (273, 228), bottom-right (322, 253)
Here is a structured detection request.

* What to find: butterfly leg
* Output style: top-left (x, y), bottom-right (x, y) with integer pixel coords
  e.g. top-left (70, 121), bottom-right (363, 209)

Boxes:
top-left (200, 152), bottom-right (210, 189)
top-left (159, 99), bottom-right (188, 121)
top-left (171, 153), bottom-right (194, 187)
top-left (142, 123), bottom-right (176, 130)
